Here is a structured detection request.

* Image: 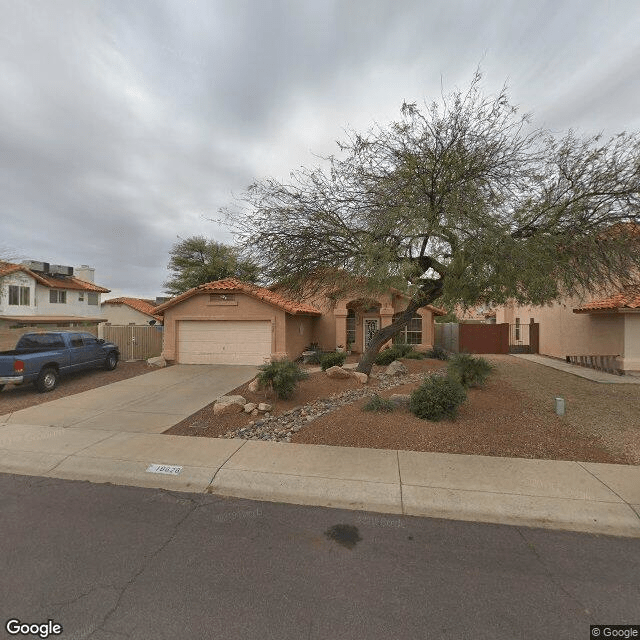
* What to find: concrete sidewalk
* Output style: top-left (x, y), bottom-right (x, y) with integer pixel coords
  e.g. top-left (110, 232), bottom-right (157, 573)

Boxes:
top-left (512, 353), bottom-right (640, 383)
top-left (0, 422), bottom-right (638, 538)
top-left (0, 364), bottom-right (258, 432)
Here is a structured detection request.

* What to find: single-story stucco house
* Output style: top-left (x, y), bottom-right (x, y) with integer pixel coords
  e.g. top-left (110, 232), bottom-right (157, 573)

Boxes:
top-left (101, 297), bottom-right (164, 326)
top-left (154, 278), bottom-right (445, 365)
top-left (495, 283), bottom-right (640, 376)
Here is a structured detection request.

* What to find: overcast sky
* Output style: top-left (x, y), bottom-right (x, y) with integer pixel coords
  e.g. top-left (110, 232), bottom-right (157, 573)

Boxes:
top-left (1, 0), bottom-right (639, 298)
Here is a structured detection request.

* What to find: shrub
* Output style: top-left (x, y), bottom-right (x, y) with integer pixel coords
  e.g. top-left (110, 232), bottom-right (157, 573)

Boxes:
top-left (306, 351), bottom-right (321, 365)
top-left (447, 353), bottom-right (494, 388)
top-left (374, 343), bottom-right (413, 365)
top-left (409, 375), bottom-right (467, 421)
top-left (426, 345), bottom-right (450, 361)
top-left (362, 394), bottom-right (395, 412)
top-left (403, 350), bottom-right (425, 359)
top-left (320, 351), bottom-right (347, 370)
top-left (256, 359), bottom-right (309, 400)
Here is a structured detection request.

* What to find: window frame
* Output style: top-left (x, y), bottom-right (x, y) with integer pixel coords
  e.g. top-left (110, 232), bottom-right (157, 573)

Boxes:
top-left (49, 289), bottom-right (67, 304)
top-left (8, 285), bottom-right (30, 306)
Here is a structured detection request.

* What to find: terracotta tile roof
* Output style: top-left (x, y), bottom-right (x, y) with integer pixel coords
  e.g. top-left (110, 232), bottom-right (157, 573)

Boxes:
top-left (573, 285), bottom-right (640, 313)
top-left (102, 297), bottom-right (163, 322)
top-left (154, 278), bottom-right (322, 316)
top-left (0, 262), bottom-right (110, 293)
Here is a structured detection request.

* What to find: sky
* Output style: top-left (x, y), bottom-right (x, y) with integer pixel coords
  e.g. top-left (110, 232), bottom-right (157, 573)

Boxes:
top-left (1, 0), bottom-right (639, 299)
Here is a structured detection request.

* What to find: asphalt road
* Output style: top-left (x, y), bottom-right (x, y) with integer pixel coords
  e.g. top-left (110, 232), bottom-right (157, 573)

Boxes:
top-left (1, 473), bottom-right (638, 640)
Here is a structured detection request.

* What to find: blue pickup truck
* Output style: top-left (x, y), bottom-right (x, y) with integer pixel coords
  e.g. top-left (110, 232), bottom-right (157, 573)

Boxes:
top-left (0, 331), bottom-right (120, 393)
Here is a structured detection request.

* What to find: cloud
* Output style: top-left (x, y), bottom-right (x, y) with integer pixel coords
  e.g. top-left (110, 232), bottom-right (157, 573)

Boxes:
top-left (0, 0), bottom-right (639, 296)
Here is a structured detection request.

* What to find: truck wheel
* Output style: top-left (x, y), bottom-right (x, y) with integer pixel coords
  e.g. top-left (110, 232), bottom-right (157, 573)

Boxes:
top-left (104, 351), bottom-right (118, 370)
top-left (36, 367), bottom-right (59, 393)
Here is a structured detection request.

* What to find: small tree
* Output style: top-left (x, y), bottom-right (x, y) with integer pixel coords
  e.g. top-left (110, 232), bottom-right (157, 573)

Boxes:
top-left (228, 72), bottom-right (640, 375)
top-left (163, 236), bottom-right (259, 295)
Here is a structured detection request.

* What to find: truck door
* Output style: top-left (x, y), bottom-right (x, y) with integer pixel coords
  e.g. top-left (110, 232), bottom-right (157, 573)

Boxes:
top-left (80, 333), bottom-right (104, 366)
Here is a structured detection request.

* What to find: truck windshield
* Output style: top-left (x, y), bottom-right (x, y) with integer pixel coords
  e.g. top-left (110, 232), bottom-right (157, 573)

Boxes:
top-left (18, 334), bottom-right (65, 349)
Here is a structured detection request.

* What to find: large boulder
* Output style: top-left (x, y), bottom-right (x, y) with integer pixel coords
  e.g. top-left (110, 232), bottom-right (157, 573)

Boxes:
top-left (385, 360), bottom-right (408, 376)
top-left (388, 393), bottom-right (411, 408)
top-left (243, 402), bottom-right (257, 414)
top-left (350, 371), bottom-right (369, 384)
top-left (257, 402), bottom-right (272, 412)
top-left (147, 356), bottom-right (167, 368)
top-left (213, 395), bottom-right (247, 416)
top-left (248, 378), bottom-right (261, 393)
top-left (325, 366), bottom-right (352, 379)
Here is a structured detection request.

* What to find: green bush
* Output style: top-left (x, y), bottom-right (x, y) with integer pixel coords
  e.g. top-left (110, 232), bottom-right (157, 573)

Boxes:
top-left (306, 351), bottom-right (321, 365)
top-left (426, 345), bottom-right (450, 361)
top-left (409, 375), bottom-right (467, 421)
top-left (362, 394), bottom-right (395, 413)
top-left (320, 351), bottom-right (347, 370)
top-left (374, 343), bottom-right (413, 365)
top-left (447, 353), bottom-right (494, 388)
top-left (403, 350), bottom-right (425, 360)
top-left (256, 359), bottom-right (309, 400)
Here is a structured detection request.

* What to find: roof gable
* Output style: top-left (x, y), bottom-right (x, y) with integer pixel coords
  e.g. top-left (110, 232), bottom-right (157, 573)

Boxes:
top-left (155, 279), bottom-right (322, 316)
top-left (574, 284), bottom-right (640, 313)
top-left (0, 262), bottom-right (110, 293)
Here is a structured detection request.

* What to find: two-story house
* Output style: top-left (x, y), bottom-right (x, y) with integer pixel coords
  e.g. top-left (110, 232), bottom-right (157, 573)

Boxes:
top-left (0, 260), bottom-right (110, 349)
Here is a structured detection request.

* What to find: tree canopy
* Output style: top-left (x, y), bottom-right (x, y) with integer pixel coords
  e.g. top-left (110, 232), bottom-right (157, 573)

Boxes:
top-left (228, 73), bottom-right (640, 373)
top-left (163, 236), bottom-right (259, 296)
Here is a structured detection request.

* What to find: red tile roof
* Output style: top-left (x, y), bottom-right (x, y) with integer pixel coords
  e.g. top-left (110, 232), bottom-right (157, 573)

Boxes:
top-left (154, 279), bottom-right (322, 316)
top-left (0, 262), bottom-right (110, 293)
top-left (102, 297), bottom-right (162, 322)
top-left (573, 285), bottom-right (640, 313)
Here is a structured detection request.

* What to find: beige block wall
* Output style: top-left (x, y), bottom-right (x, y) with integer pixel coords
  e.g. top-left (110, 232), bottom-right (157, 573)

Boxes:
top-left (0, 321), bottom-right (99, 350)
top-left (496, 298), bottom-right (625, 358)
top-left (161, 293), bottom-right (286, 361)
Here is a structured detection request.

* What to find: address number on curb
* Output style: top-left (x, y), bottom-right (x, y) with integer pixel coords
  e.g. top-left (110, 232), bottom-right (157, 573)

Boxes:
top-left (146, 463), bottom-right (183, 475)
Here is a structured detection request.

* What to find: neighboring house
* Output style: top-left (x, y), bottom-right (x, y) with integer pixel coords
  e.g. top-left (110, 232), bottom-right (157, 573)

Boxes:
top-left (495, 283), bottom-right (640, 376)
top-left (0, 260), bottom-right (110, 349)
top-left (101, 297), bottom-right (163, 326)
top-left (155, 278), bottom-right (445, 365)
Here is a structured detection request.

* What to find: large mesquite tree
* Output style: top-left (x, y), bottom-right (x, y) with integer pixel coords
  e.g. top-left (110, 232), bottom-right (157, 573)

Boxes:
top-left (229, 74), bottom-right (640, 374)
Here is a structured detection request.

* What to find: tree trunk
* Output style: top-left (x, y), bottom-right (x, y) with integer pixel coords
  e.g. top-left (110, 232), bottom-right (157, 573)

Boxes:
top-left (355, 297), bottom-right (433, 375)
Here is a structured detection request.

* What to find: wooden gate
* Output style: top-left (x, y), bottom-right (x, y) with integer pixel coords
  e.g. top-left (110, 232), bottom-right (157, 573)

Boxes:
top-left (100, 325), bottom-right (163, 361)
top-left (459, 323), bottom-right (509, 354)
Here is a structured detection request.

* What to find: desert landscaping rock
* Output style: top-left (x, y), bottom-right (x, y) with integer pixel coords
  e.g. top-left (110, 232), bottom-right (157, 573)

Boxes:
top-left (248, 379), bottom-right (260, 393)
top-left (213, 395), bottom-right (247, 416)
top-left (243, 402), bottom-right (257, 413)
top-left (147, 356), bottom-right (167, 368)
top-left (325, 366), bottom-right (352, 379)
top-left (350, 371), bottom-right (369, 384)
top-left (385, 360), bottom-right (408, 376)
top-left (220, 371), bottom-right (427, 442)
top-left (257, 403), bottom-right (272, 412)
top-left (389, 393), bottom-right (411, 408)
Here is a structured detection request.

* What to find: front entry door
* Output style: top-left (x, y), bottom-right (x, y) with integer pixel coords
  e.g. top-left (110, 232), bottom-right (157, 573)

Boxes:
top-left (363, 318), bottom-right (380, 350)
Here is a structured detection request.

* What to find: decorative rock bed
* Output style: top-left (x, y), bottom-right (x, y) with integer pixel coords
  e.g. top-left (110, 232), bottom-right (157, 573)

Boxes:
top-left (220, 371), bottom-right (438, 442)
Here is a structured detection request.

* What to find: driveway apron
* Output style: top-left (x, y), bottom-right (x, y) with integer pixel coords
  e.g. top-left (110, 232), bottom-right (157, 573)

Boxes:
top-left (0, 365), bottom-right (257, 433)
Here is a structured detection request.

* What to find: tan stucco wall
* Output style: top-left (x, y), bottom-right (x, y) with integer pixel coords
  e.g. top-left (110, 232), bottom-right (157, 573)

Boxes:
top-left (101, 304), bottom-right (157, 325)
top-left (284, 315), bottom-right (316, 359)
top-left (622, 314), bottom-right (640, 374)
top-left (495, 298), bottom-right (625, 359)
top-left (161, 293), bottom-right (287, 361)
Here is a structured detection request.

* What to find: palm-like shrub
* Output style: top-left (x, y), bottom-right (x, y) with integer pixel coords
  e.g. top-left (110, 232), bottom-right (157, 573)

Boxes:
top-left (256, 359), bottom-right (309, 400)
top-left (447, 353), bottom-right (494, 388)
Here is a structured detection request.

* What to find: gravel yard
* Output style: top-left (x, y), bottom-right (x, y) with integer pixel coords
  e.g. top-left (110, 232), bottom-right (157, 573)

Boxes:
top-left (0, 361), bottom-right (159, 414)
top-left (165, 355), bottom-right (640, 465)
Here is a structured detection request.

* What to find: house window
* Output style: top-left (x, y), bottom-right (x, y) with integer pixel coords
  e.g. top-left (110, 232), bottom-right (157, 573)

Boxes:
top-left (87, 292), bottom-right (99, 305)
top-left (78, 292), bottom-right (84, 302)
top-left (346, 309), bottom-right (356, 346)
top-left (515, 317), bottom-right (521, 341)
top-left (9, 285), bottom-right (30, 306)
top-left (49, 290), bottom-right (67, 304)
top-left (392, 312), bottom-right (422, 345)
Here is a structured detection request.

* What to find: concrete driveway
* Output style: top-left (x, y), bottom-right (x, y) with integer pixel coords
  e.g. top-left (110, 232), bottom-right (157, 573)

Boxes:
top-left (0, 365), bottom-right (258, 433)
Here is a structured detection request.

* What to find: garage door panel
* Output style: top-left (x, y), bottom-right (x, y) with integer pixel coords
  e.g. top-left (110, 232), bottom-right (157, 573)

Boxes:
top-left (178, 320), bottom-right (272, 365)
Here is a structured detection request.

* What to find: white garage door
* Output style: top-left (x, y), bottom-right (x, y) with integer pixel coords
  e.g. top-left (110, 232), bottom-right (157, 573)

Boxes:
top-left (178, 320), bottom-right (272, 365)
